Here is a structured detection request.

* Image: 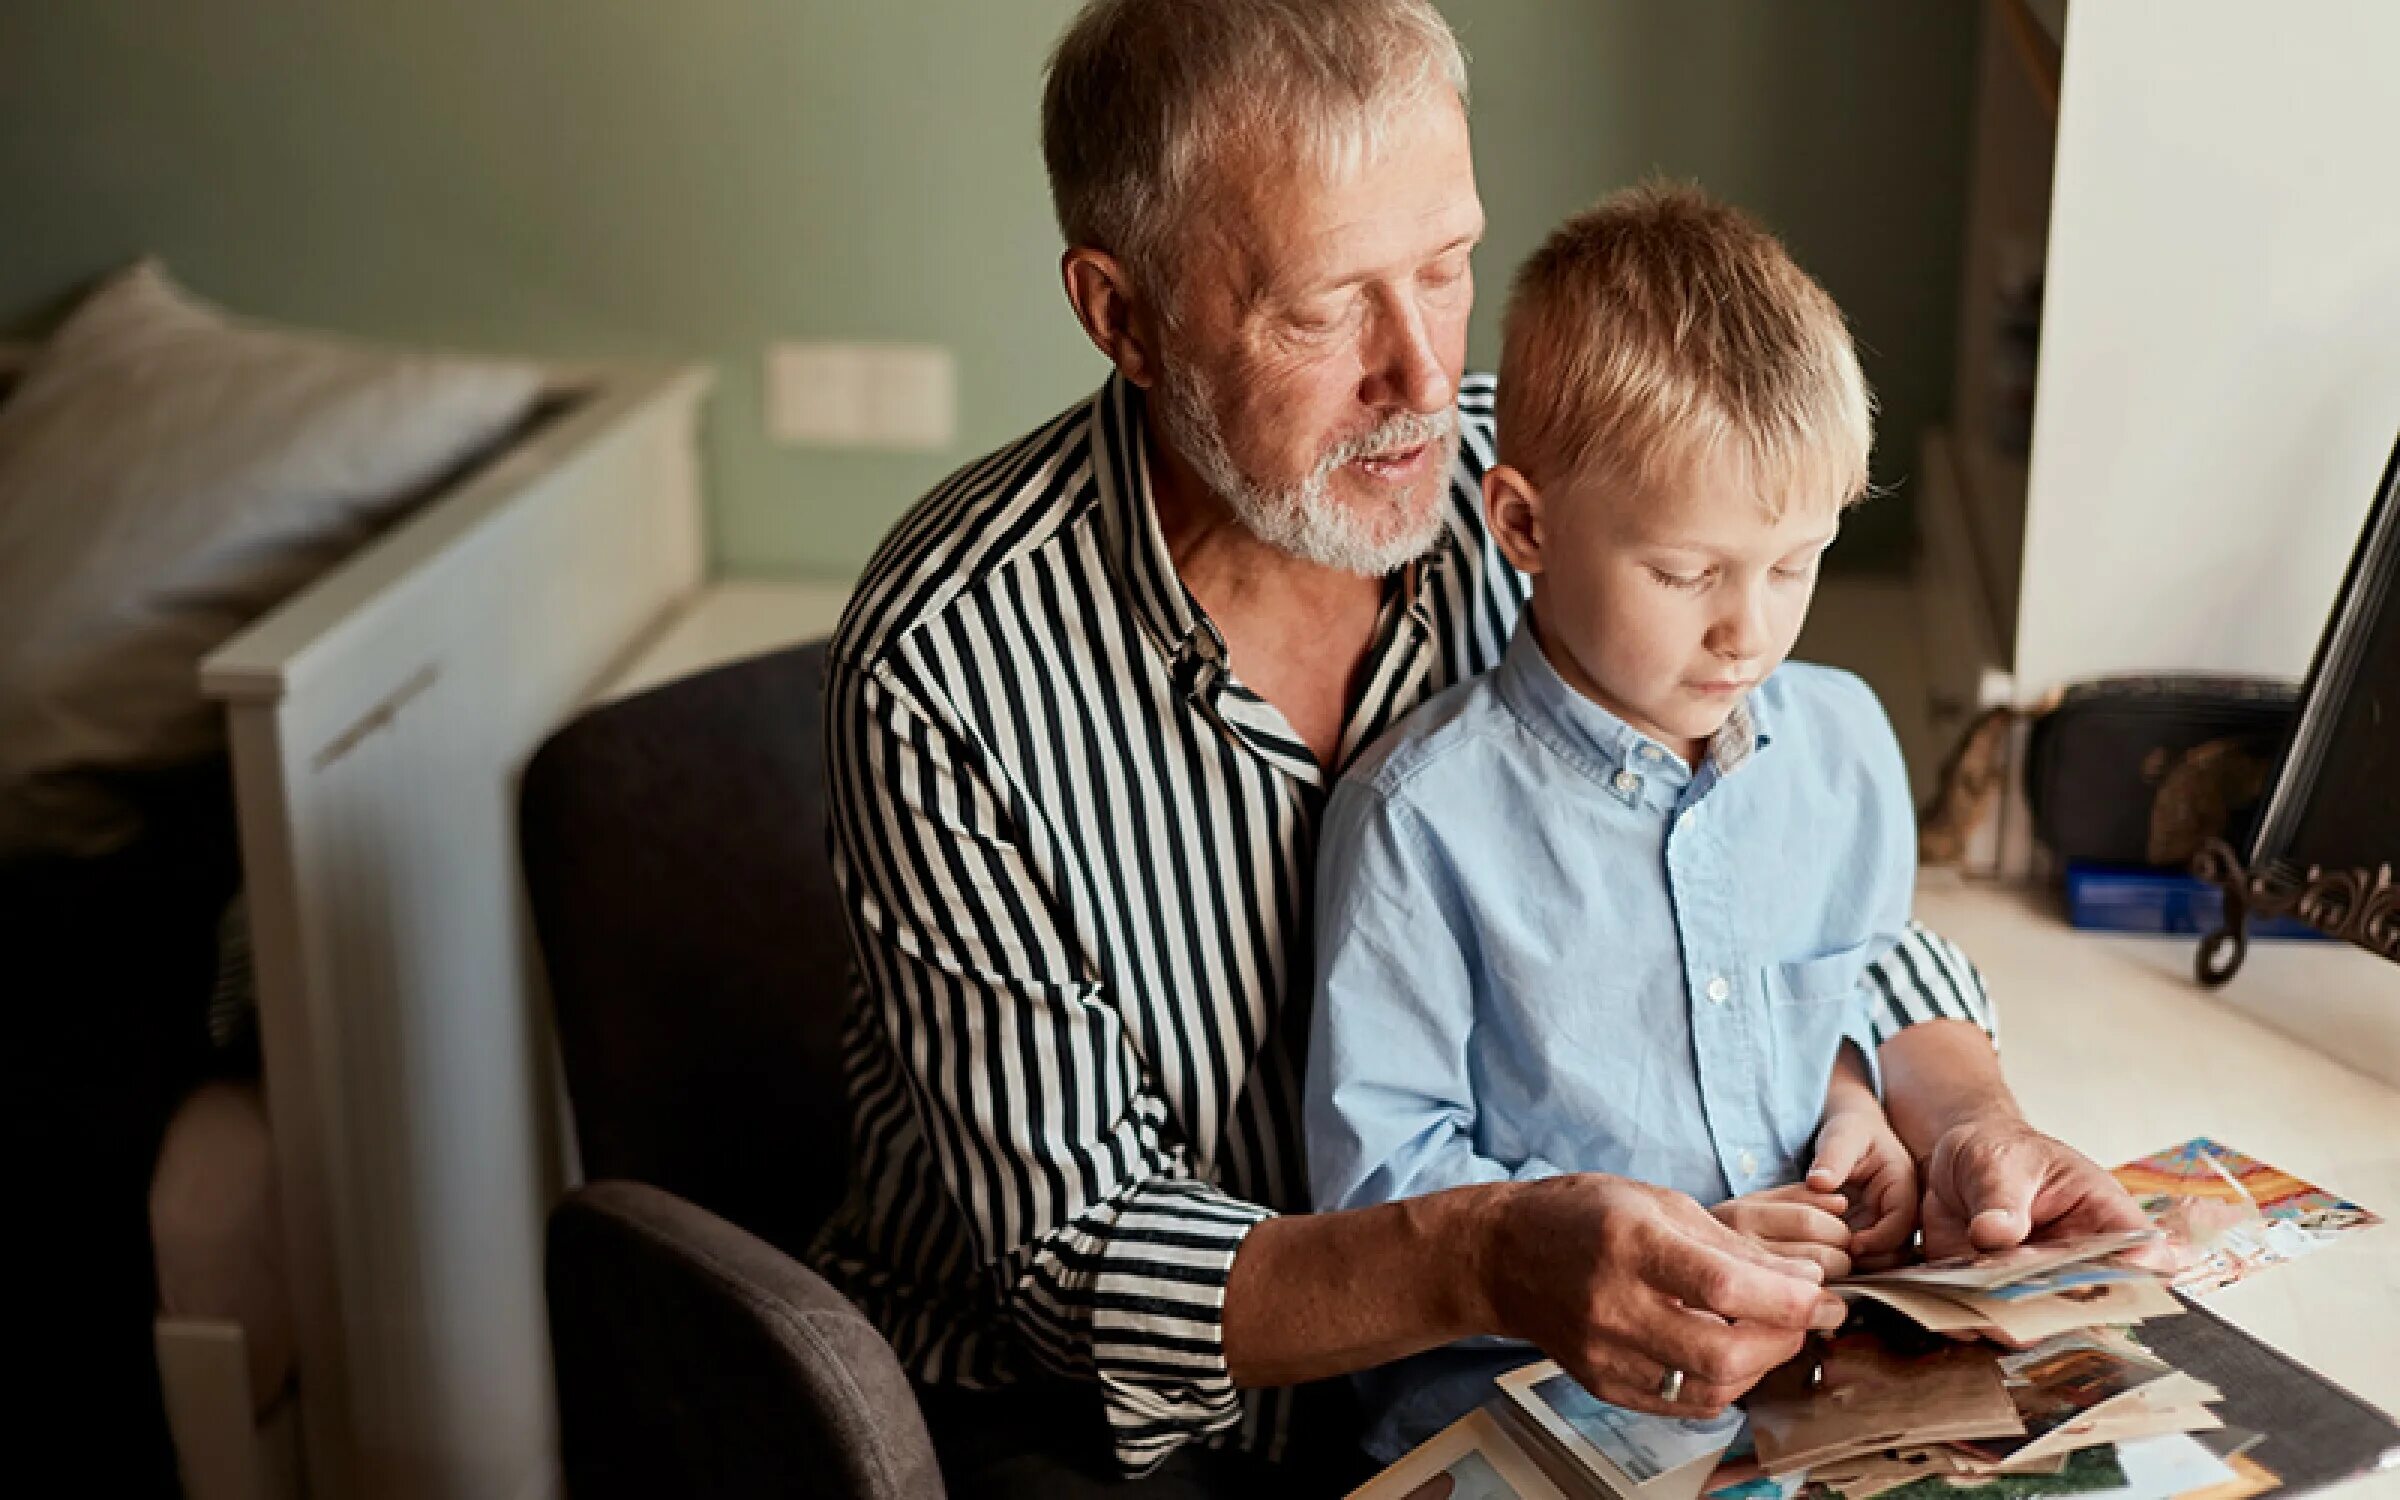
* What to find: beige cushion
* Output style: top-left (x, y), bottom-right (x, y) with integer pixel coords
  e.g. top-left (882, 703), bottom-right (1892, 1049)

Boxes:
top-left (0, 261), bottom-right (542, 857)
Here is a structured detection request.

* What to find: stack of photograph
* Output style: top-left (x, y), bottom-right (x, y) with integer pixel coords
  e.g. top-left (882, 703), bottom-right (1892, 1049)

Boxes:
top-left (1356, 1144), bottom-right (2398, 1500)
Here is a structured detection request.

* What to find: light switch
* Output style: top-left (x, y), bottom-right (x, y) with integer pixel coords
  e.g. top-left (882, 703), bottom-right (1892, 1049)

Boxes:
top-left (864, 344), bottom-right (957, 451)
top-left (766, 341), bottom-right (956, 451)
top-left (766, 343), bottom-right (868, 446)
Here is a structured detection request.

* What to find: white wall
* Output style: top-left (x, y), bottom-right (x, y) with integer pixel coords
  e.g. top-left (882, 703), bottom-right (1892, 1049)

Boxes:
top-left (2011, 0), bottom-right (2400, 701)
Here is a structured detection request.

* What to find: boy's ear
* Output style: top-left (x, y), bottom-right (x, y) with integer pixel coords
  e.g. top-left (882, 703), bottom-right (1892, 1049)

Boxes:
top-left (1483, 463), bottom-right (1546, 576)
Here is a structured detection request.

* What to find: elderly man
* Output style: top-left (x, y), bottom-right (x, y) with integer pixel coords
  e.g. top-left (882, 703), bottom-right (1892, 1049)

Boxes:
top-left (811, 0), bottom-right (2147, 1492)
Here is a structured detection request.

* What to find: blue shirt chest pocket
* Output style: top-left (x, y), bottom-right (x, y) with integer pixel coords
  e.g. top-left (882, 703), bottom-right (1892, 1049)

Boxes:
top-left (1757, 939), bottom-right (1880, 1160)
top-left (1764, 939), bottom-right (1876, 1006)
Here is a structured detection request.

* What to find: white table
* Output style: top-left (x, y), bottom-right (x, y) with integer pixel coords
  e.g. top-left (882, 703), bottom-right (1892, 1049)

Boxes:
top-left (598, 577), bottom-right (852, 703)
top-left (1917, 875), bottom-right (2400, 1497)
top-left (588, 592), bottom-right (2400, 1492)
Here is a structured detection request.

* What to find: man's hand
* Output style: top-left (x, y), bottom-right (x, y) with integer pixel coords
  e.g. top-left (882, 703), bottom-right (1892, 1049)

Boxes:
top-left (1919, 1114), bottom-right (2154, 1261)
top-left (1877, 1019), bottom-right (2159, 1267)
top-left (1711, 1183), bottom-right (1856, 1280)
top-left (1808, 1061), bottom-right (1920, 1271)
top-left (1482, 1175), bottom-right (1848, 1420)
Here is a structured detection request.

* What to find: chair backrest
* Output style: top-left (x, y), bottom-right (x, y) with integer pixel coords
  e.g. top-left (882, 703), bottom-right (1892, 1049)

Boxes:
top-left (521, 641), bottom-right (853, 1257)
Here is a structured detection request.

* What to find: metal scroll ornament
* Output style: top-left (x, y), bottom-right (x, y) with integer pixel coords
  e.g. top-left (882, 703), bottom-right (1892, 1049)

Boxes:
top-left (2193, 837), bottom-right (2400, 986)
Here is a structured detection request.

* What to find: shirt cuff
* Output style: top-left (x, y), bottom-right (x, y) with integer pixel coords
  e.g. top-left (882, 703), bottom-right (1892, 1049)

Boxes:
top-left (1864, 923), bottom-right (1997, 1047)
top-left (1083, 1177), bottom-right (1275, 1473)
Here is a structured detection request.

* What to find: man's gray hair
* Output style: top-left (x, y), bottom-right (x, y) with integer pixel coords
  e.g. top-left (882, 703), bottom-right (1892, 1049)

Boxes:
top-left (1041, 0), bottom-right (1469, 305)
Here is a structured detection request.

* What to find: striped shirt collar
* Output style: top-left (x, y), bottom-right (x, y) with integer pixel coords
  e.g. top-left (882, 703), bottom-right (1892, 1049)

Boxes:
top-left (1497, 614), bottom-right (1771, 785)
top-left (1092, 374), bottom-right (1216, 663)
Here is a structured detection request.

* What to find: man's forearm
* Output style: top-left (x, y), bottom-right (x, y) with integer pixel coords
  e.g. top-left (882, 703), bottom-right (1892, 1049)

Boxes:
top-left (1876, 1017), bottom-right (2022, 1163)
top-left (1221, 1182), bottom-right (1505, 1389)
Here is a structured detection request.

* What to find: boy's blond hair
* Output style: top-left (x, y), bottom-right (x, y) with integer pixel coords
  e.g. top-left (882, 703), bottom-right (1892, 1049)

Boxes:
top-left (1495, 181), bottom-right (1873, 515)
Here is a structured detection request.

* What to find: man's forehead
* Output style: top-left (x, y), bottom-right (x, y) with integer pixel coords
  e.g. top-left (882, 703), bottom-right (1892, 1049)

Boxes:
top-left (1272, 197), bottom-right (1485, 290)
top-left (1209, 98), bottom-right (1482, 295)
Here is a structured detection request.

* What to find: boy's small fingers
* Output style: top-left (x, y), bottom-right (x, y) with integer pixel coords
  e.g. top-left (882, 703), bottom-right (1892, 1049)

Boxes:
top-left (1811, 1119), bottom-right (1868, 1186)
top-left (1845, 1170), bottom-right (1901, 1228)
top-left (1850, 1203), bottom-right (1917, 1256)
top-left (1752, 1182), bottom-right (1849, 1215)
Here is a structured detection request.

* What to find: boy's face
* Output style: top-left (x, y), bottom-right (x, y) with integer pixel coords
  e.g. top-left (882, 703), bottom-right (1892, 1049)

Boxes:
top-left (1484, 451), bottom-right (1841, 762)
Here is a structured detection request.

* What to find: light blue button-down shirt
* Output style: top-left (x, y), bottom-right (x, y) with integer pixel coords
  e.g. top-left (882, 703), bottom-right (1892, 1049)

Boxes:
top-left (1307, 617), bottom-right (1916, 1217)
top-left (1306, 621), bottom-right (1917, 1456)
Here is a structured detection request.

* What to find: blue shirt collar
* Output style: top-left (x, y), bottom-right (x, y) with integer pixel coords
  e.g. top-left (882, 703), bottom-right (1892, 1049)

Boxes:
top-left (1495, 616), bottom-right (1771, 787)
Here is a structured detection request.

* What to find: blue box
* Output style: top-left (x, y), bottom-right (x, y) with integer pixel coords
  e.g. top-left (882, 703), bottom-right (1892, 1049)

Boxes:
top-left (2062, 861), bottom-right (2331, 940)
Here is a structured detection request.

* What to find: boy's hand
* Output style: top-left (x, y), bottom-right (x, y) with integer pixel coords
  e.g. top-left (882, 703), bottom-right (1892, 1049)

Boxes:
top-left (1709, 1184), bottom-right (1855, 1280)
top-left (1808, 1097), bottom-right (1920, 1271)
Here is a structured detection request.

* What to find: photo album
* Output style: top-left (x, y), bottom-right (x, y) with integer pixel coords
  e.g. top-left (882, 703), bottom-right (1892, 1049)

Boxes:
top-left (1351, 1145), bottom-right (2396, 1500)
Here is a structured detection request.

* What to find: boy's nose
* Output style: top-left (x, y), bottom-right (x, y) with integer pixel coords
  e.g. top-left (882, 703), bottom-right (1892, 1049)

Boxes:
top-left (1711, 588), bottom-right (1774, 662)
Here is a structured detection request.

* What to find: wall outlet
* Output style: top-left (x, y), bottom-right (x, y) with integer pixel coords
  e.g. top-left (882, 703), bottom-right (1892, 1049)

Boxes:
top-left (765, 343), bottom-right (869, 446)
top-left (766, 341), bottom-right (955, 451)
top-left (863, 344), bottom-right (957, 451)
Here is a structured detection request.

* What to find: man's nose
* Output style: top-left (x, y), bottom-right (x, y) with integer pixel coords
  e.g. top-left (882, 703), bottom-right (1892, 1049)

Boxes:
top-left (1361, 290), bottom-right (1451, 415)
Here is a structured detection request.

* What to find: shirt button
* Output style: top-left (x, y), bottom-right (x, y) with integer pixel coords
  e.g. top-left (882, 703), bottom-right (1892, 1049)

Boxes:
top-left (1705, 975), bottom-right (1731, 1004)
top-left (1613, 769), bottom-right (1639, 794)
top-left (1639, 745), bottom-right (1662, 762)
top-left (1739, 1150), bottom-right (1758, 1179)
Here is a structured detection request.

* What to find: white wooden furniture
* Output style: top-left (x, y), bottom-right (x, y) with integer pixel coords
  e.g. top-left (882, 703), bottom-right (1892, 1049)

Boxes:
top-left (1923, 0), bottom-right (2400, 711)
top-left (1918, 876), bottom-right (2400, 1498)
top-left (2009, 1), bottom-right (2400, 699)
top-left (197, 363), bottom-right (712, 1500)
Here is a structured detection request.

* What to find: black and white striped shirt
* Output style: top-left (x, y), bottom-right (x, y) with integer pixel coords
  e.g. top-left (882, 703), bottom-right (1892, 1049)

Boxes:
top-left (810, 372), bottom-right (1993, 1473)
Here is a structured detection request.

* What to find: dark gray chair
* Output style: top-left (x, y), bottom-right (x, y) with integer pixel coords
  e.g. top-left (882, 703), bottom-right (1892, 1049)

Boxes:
top-left (521, 640), bottom-right (943, 1500)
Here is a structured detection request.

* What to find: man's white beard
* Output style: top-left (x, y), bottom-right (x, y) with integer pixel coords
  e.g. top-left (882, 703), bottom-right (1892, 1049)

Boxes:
top-left (1153, 365), bottom-right (1456, 578)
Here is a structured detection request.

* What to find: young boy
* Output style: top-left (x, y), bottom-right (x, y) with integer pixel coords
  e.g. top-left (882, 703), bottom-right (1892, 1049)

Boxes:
top-left (1305, 183), bottom-right (1922, 1457)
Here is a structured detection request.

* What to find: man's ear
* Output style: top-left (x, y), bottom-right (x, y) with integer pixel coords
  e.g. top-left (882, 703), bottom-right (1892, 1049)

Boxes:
top-left (1061, 248), bottom-right (1165, 389)
top-left (1484, 463), bottom-right (1546, 576)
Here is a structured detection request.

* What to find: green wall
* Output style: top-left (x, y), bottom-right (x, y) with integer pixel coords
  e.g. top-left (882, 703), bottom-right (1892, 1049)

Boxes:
top-left (0, 2), bottom-right (1973, 577)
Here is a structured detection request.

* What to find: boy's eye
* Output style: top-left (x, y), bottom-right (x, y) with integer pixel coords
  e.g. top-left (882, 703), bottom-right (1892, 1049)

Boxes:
top-left (1647, 566), bottom-right (1709, 591)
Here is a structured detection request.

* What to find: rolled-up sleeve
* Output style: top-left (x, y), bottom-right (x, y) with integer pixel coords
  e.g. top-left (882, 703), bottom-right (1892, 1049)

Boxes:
top-left (825, 653), bottom-right (1265, 1472)
top-left (1866, 922), bottom-right (1999, 1046)
top-left (1848, 705), bottom-right (1997, 1045)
